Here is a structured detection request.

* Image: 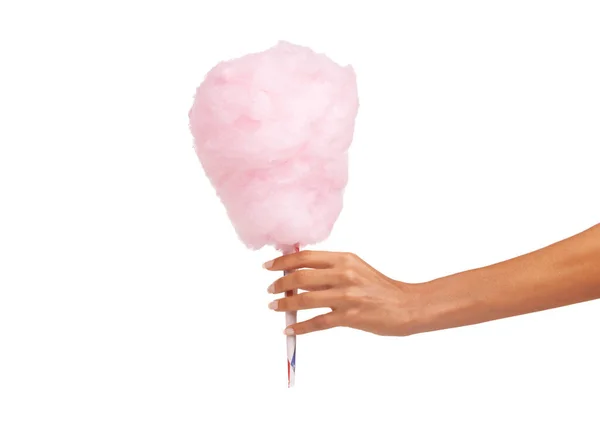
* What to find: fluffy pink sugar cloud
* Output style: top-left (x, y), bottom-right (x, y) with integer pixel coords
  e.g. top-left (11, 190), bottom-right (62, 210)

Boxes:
top-left (189, 41), bottom-right (359, 251)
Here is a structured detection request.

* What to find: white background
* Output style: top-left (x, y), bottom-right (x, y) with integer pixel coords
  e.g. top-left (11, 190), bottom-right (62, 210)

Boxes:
top-left (1, 1), bottom-right (599, 419)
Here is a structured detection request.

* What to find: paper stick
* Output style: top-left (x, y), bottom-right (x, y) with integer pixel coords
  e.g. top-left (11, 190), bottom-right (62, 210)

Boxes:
top-left (283, 244), bottom-right (300, 387)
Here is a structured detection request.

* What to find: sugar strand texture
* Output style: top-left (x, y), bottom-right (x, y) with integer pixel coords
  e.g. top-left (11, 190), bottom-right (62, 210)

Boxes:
top-left (189, 41), bottom-right (359, 251)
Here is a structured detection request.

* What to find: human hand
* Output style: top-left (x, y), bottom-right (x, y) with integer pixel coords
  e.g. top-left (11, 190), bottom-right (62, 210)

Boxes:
top-left (264, 251), bottom-right (424, 336)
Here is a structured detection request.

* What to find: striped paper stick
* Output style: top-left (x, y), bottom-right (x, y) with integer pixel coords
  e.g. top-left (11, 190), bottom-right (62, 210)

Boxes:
top-left (283, 244), bottom-right (300, 387)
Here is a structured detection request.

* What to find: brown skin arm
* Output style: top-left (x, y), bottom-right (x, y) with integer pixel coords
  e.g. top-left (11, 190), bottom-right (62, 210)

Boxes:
top-left (414, 223), bottom-right (600, 334)
top-left (264, 223), bottom-right (600, 336)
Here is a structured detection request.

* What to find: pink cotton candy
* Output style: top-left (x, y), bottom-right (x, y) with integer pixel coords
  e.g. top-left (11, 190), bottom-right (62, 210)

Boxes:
top-left (189, 41), bottom-right (359, 251)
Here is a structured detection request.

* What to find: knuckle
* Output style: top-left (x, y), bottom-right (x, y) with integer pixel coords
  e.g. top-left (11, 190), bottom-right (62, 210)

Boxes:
top-left (294, 269), bottom-right (308, 284)
top-left (341, 268), bottom-right (357, 283)
top-left (342, 286), bottom-right (363, 302)
top-left (279, 271), bottom-right (304, 292)
top-left (341, 252), bottom-right (357, 264)
top-left (347, 307), bottom-right (361, 317)
top-left (343, 307), bottom-right (361, 319)
top-left (297, 270), bottom-right (319, 290)
top-left (295, 294), bottom-right (306, 307)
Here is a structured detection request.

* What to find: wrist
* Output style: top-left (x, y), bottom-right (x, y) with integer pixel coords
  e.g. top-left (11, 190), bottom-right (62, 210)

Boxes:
top-left (406, 270), bottom-right (481, 335)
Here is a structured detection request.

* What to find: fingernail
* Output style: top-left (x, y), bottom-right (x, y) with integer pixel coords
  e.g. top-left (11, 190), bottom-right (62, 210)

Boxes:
top-left (268, 301), bottom-right (278, 310)
top-left (262, 260), bottom-right (274, 269)
top-left (284, 327), bottom-right (294, 335)
top-left (267, 283), bottom-right (274, 293)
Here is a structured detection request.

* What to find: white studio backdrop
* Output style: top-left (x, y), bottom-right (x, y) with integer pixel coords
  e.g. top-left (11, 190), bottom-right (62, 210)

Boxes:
top-left (1, 1), bottom-right (599, 419)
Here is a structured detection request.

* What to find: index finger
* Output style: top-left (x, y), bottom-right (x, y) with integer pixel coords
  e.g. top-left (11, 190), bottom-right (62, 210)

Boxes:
top-left (263, 250), bottom-right (341, 271)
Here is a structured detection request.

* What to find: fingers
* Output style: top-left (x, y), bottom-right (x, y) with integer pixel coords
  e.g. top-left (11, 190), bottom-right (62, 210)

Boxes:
top-left (268, 269), bottom-right (341, 293)
top-left (268, 290), bottom-right (340, 312)
top-left (263, 250), bottom-right (343, 272)
top-left (285, 312), bottom-right (343, 335)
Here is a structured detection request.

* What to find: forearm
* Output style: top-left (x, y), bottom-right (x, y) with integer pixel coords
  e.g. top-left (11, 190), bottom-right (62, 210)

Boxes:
top-left (413, 224), bottom-right (600, 334)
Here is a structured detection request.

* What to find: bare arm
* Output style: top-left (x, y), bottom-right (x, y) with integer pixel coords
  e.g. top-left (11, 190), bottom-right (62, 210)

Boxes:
top-left (414, 223), bottom-right (600, 334)
top-left (265, 224), bottom-right (600, 337)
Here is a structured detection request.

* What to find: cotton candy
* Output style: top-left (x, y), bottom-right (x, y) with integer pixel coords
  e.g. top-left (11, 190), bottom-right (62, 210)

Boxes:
top-left (189, 41), bottom-right (359, 251)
